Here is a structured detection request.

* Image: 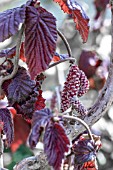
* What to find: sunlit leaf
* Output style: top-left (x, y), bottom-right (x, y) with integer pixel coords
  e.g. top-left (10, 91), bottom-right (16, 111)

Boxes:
top-left (54, 0), bottom-right (89, 42)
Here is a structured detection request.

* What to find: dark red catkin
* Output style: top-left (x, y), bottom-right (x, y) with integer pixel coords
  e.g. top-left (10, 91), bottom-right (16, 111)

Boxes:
top-left (61, 64), bottom-right (89, 117)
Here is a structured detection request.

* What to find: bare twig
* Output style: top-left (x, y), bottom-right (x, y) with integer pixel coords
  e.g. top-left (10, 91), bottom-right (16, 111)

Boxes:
top-left (63, 115), bottom-right (94, 141)
top-left (57, 29), bottom-right (72, 58)
top-left (49, 58), bottom-right (76, 69)
top-left (0, 25), bottom-right (24, 95)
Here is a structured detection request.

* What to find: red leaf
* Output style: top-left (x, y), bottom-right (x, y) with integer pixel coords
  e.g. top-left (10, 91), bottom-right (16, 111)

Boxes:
top-left (44, 122), bottom-right (70, 170)
top-left (52, 55), bottom-right (60, 62)
top-left (19, 42), bottom-right (26, 62)
top-left (54, 0), bottom-right (89, 42)
top-left (25, 6), bottom-right (57, 79)
top-left (10, 114), bottom-right (31, 152)
top-left (35, 90), bottom-right (45, 111)
top-left (83, 160), bottom-right (98, 170)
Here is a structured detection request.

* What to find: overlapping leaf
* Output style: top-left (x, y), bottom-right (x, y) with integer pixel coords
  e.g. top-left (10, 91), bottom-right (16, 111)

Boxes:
top-left (0, 6), bottom-right (25, 42)
top-left (25, 6), bottom-right (57, 79)
top-left (29, 108), bottom-right (53, 147)
top-left (44, 122), bottom-right (70, 170)
top-left (54, 0), bottom-right (89, 42)
top-left (0, 108), bottom-right (14, 146)
top-left (8, 67), bottom-right (36, 105)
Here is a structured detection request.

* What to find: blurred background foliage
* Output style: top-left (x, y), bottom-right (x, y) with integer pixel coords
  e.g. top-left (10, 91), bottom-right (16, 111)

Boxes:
top-left (0, 0), bottom-right (113, 169)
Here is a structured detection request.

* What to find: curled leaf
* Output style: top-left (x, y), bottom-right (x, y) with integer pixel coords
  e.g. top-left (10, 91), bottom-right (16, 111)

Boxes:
top-left (25, 6), bottom-right (57, 79)
top-left (0, 108), bottom-right (14, 146)
top-left (29, 108), bottom-right (53, 148)
top-left (0, 6), bottom-right (25, 42)
top-left (54, 0), bottom-right (89, 42)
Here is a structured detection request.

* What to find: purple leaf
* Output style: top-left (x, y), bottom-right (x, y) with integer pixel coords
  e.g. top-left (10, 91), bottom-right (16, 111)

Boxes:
top-left (0, 6), bottom-right (25, 42)
top-left (44, 122), bottom-right (70, 170)
top-left (8, 67), bottom-right (36, 105)
top-left (29, 126), bottom-right (43, 148)
top-left (72, 135), bottom-right (101, 165)
top-left (12, 85), bottom-right (38, 119)
top-left (29, 108), bottom-right (53, 147)
top-left (0, 46), bottom-right (16, 58)
top-left (0, 108), bottom-right (14, 146)
top-left (25, 6), bottom-right (57, 79)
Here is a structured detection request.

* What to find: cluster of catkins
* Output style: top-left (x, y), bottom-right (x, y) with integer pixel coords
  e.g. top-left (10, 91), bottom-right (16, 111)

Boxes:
top-left (61, 64), bottom-right (89, 117)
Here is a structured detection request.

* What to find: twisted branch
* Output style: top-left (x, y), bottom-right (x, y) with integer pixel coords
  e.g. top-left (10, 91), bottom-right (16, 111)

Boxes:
top-left (63, 115), bottom-right (94, 141)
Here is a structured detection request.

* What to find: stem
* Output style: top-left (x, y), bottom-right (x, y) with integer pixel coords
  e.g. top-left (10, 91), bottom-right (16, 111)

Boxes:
top-left (63, 115), bottom-right (94, 142)
top-left (57, 29), bottom-right (72, 58)
top-left (49, 58), bottom-right (76, 68)
top-left (0, 25), bottom-right (24, 95)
